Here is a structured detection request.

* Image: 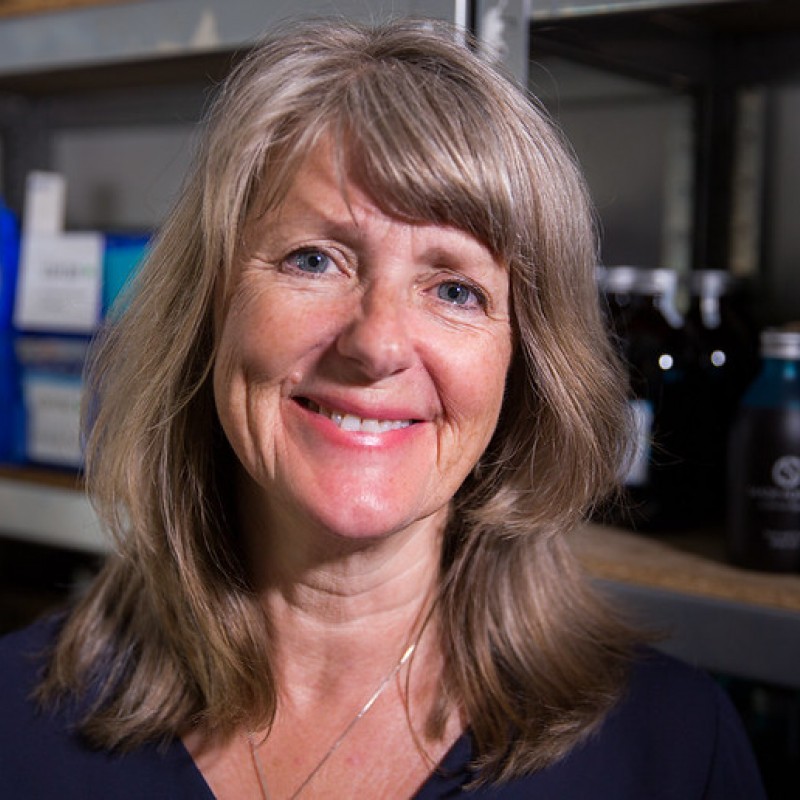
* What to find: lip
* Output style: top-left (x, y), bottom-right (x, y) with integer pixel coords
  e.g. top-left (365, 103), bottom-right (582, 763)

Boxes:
top-left (291, 392), bottom-right (428, 425)
top-left (287, 397), bottom-right (427, 450)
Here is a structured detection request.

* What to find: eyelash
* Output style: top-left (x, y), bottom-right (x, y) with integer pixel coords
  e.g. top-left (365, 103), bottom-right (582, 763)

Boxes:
top-left (283, 248), bottom-right (333, 275)
top-left (280, 249), bottom-right (490, 311)
top-left (435, 278), bottom-right (488, 310)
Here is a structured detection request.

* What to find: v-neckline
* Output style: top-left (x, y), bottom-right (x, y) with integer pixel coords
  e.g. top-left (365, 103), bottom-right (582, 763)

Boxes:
top-left (176, 728), bottom-right (474, 799)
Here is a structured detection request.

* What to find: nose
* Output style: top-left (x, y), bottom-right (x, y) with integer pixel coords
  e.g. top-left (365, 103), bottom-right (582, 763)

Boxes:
top-left (335, 284), bottom-right (415, 381)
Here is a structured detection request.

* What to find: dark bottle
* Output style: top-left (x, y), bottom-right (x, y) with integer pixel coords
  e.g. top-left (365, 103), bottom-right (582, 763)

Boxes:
top-left (727, 329), bottom-right (800, 572)
top-left (600, 266), bottom-right (648, 341)
top-left (600, 267), bottom-right (696, 531)
top-left (685, 270), bottom-right (759, 526)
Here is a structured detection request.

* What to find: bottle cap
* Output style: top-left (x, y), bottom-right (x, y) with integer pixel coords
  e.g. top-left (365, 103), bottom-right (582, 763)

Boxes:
top-left (689, 269), bottom-right (735, 297)
top-left (760, 328), bottom-right (800, 360)
top-left (602, 266), bottom-right (678, 297)
top-left (601, 266), bottom-right (640, 294)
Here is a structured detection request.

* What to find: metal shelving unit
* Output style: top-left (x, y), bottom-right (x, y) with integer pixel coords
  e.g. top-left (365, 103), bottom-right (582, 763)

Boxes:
top-left (0, 0), bottom-right (462, 75)
top-left (0, 0), bottom-right (799, 692)
top-left (527, 0), bottom-right (800, 288)
top-left (524, 0), bottom-right (800, 690)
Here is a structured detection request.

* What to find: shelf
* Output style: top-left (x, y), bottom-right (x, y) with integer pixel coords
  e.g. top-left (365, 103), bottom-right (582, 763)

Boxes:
top-left (572, 524), bottom-right (800, 688)
top-left (529, 0), bottom-right (736, 20)
top-left (0, 464), bottom-right (82, 490)
top-left (1, 470), bottom-right (798, 686)
top-left (530, 0), bottom-right (800, 29)
top-left (0, 1), bottom-right (123, 18)
top-left (0, 0), bottom-right (798, 691)
top-left (0, 0), bottom-right (462, 78)
top-left (0, 467), bottom-right (104, 553)
top-left (573, 523), bottom-right (800, 614)
top-left (526, 0), bottom-right (800, 306)
top-left (528, 0), bottom-right (800, 87)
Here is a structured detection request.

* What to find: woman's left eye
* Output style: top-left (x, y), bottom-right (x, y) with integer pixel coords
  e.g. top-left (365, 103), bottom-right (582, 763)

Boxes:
top-left (287, 249), bottom-right (331, 274)
top-left (436, 281), bottom-right (485, 309)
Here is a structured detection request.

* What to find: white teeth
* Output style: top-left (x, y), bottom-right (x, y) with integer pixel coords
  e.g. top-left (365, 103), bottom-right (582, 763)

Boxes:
top-left (361, 418), bottom-right (383, 433)
top-left (304, 400), bottom-right (412, 432)
top-left (340, 414), bottom-right (362, 432)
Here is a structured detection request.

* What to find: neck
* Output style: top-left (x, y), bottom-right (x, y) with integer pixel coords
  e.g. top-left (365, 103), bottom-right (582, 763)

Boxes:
top-left (240, 492), bottom-right (446, 700)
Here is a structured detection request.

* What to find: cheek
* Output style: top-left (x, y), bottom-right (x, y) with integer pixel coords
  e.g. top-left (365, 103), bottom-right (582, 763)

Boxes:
top-left (441, 334), bottom-right (512, 438)
top-left (212, 298), bottom-right (297, 472)
top-left (214, 292), bottom-right (293, 385)
top-left (212, 289), bottom-right (340, 425)
top-left (212, 297), bottom-right (280, 434)
top-left (211, 327), bottom-right (249, 455)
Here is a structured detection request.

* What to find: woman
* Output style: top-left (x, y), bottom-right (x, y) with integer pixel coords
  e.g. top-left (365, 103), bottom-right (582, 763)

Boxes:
top-left (0, 18), bottom-right (764, 799)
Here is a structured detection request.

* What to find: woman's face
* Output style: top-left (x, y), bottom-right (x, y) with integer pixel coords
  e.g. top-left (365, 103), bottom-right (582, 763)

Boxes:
top-left (214, 143), bottom-right (513, 544)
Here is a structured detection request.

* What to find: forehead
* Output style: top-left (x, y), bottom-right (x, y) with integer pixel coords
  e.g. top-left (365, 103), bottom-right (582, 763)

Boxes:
top-left (246, 107), bottom-right (519, 263)
top-left (252, 141), bottom-right (508, 272)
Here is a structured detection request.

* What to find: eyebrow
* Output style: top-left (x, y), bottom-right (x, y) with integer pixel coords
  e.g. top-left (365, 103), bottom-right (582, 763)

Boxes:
top-left (263, 191), bottom-right (506, 276)
top-left (266, 200), bottom-right (365, 243)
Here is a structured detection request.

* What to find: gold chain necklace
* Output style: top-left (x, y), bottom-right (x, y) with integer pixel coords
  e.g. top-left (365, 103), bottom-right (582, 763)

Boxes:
top-left (248, 642), bottom-right (417, 800)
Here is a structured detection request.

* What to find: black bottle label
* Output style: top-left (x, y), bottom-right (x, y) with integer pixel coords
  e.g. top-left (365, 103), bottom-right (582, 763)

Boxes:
top-left (728, 408), bottom-right (800, 571)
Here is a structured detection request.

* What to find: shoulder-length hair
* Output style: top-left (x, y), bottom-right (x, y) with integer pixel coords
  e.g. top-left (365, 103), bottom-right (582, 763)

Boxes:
top-left (41, 18), bottom-right (637, 781)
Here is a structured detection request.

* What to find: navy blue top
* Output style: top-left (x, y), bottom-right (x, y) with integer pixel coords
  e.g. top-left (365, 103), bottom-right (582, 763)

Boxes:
top-left (0, 618), bottom-right (766, 798)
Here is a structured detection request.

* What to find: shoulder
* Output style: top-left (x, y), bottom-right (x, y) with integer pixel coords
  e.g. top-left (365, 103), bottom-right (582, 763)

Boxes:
top-left (541, 649), bottom-right (767, 800)
top-left (440, 649), bottom-right (767, 800)
top-left (0, 617), bottom-right (212, 800)
top-left (0, 614), bottom-right (59, 663)
top-left (0, 617), bottom-right (74, 794)
top-left (613, 647), bottom-right (730, 747)
top-left (0, 615), bottom-right (60, 712)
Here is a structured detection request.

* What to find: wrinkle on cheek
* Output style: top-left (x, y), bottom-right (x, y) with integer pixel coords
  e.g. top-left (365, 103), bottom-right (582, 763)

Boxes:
top-left (213, 354), bottom-right (245, 445)
top-left (433, 374), bottom-right (508, 477)
top-left (435, 408), bottom-right (501, 474)
top-left (228, 276), bottom-right (275, 322)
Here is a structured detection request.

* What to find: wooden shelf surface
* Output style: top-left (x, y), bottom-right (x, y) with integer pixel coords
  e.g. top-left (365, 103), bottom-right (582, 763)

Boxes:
top-left (0, 0), bottom-right (123, 19)
top-left (572, 524), bottom-right (800, 615)
top-left (0, 464), bottom-right (82, 490)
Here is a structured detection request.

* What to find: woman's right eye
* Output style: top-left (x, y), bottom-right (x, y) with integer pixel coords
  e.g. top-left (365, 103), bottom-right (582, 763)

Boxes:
top-left (286, 249), bottom-right (331, 274)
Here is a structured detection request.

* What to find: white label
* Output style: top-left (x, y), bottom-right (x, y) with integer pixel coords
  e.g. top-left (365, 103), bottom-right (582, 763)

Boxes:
top-left (22, 171), bottom-right (66, 236)
top-left (624, 398), bottom-right (654, 487)
top-left (14, 232), bottom-right (104, 332)
top-left (24, 375), bottom-right (83, 467)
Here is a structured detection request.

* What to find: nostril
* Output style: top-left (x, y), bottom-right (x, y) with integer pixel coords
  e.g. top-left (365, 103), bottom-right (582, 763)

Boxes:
top-left (335, 309), bottom-right (414, 380)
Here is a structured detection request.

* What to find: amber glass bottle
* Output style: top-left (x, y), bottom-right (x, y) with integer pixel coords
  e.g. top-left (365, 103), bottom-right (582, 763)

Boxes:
top-left (601, 267), bottom-right (695, 531)
top-left (685, 270), bottom-right (758, 526)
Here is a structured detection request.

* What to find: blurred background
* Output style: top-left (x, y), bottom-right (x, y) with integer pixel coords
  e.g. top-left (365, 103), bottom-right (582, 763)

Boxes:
top-left (0, 1), bottom-right (798, 797)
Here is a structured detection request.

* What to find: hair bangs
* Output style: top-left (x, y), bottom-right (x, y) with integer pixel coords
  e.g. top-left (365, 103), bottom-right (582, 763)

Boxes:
top-left (332, 60), bottom-right (522, 261)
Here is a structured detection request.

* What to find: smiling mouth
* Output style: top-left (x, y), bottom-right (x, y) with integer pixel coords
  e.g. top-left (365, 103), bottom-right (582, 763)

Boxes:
top-left (296, 398), bottom-right (415, 433)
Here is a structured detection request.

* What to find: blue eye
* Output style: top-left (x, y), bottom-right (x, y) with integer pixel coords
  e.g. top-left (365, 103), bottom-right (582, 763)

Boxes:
top-left (437, 281), bottom-right (482, 308)
top-left (290, 250), bottom-right (330, 274)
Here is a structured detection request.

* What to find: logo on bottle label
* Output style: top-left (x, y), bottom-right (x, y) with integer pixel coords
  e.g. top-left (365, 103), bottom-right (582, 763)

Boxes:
top-left (772, 455), bottom-right (800, 490)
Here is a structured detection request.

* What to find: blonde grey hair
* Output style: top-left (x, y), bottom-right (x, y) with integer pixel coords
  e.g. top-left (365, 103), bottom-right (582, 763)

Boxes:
top-left (41, 18), bottom-right (637, 780)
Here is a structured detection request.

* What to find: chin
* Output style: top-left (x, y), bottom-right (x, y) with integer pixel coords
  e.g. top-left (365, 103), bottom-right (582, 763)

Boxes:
top-left (313, 513), bottom-right (414, 544)
top-left (306, 498), bottom-right (444, 546)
